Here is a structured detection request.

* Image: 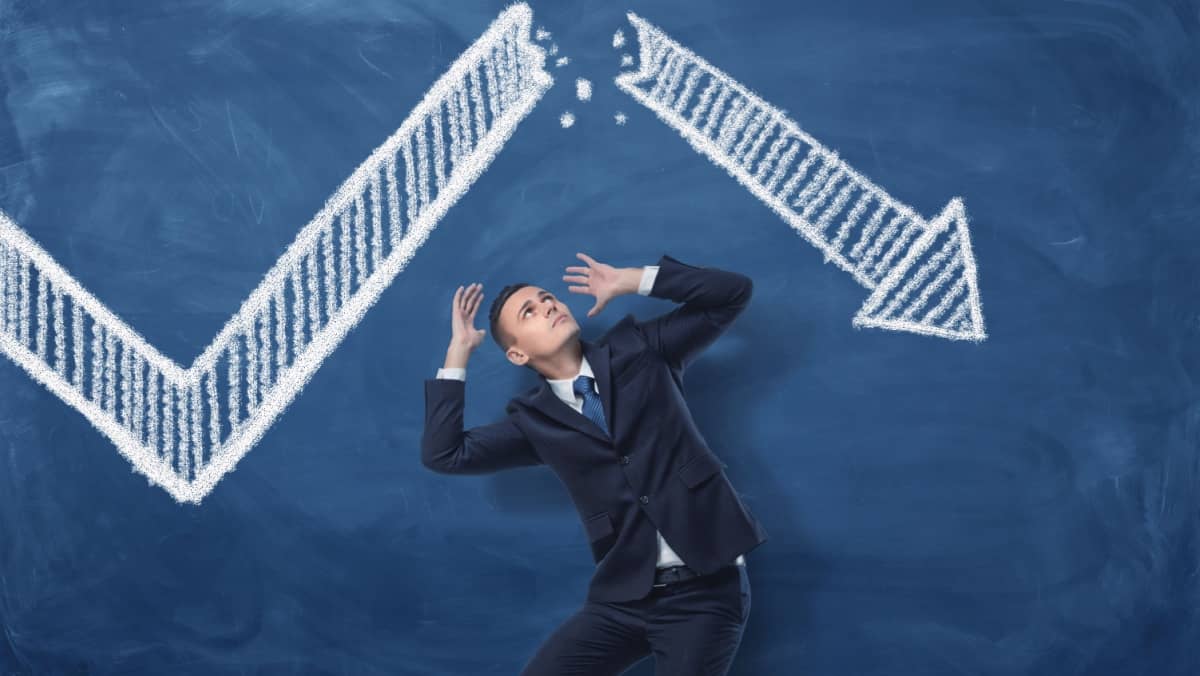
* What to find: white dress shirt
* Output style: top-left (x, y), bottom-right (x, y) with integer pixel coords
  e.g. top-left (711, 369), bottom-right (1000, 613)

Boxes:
top-left (435, 265), bottom-right (743, 569)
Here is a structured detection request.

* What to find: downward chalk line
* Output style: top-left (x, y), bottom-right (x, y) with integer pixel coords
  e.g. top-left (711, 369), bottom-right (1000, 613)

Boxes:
top-left (0, 3), bottom-right (552, 504)
top-left (614, 12), bottom-right (986, 342)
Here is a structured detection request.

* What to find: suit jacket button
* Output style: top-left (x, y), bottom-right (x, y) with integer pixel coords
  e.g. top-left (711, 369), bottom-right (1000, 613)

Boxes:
top-left (620, 455), bottom-right (630, 465)
top-left (639, 495), bottom-right (649, 504)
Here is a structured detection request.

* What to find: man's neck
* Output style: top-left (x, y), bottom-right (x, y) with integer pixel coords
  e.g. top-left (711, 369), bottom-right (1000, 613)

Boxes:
top-left (537, 340), bottom-right (584, 381)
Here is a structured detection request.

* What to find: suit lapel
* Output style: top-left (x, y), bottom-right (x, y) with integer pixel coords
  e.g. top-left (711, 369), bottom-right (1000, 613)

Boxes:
top-left (525, 338), bottom-right (614, 445)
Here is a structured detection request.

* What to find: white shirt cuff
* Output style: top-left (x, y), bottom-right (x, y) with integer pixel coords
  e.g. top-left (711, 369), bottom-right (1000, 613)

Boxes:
top-left (638, 265), bottom-right (659, 296)
top-left (436, 367), bottom-right (466, 381)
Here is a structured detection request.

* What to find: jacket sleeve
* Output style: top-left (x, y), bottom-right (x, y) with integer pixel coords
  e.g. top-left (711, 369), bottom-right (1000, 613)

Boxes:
top-left (634, 253), bottom-right (753, 373)
top-left (421, 378), bottom-right (543, 474)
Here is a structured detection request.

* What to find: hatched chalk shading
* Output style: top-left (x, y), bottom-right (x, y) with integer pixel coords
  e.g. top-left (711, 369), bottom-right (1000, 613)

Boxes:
top-left (0, 2), bottom-right (552, 504)
top-left (614, 12), bottom-right (986, 342)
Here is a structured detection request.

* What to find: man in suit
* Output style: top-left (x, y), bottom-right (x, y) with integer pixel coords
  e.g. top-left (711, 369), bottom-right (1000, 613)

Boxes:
top-left (422, 252), bottom-right (769, 675)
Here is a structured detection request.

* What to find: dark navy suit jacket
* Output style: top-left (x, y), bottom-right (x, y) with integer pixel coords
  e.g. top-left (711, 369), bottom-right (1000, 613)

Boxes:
top-left (421, 253), bottom-right (769, 602)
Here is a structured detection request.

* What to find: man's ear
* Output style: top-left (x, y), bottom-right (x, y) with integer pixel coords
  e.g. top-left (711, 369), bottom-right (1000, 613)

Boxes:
top-left (506, 346), bottom-right (528, 367)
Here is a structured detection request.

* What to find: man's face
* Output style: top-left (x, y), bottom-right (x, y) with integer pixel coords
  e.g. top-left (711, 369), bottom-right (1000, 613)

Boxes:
top-left (501, 286), bottom-right (578, 366)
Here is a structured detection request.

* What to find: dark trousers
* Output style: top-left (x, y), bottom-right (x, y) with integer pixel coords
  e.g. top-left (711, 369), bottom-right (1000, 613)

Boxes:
top-left (519, 563), bottom-right (752, 676)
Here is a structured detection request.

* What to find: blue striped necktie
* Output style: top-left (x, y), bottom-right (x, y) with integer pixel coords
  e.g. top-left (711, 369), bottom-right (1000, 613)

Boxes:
top-left (572, 375), bottom-right (610, 438)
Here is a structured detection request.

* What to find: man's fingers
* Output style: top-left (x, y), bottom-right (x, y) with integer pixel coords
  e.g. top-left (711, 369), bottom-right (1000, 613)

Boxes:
top-left (563, 274), bottom-right (588, 284)
top-left (576, 252), bottom-right (597, 266)
top-left (567, 285), bottom-right (589, 294)
top-left (564, 265), bottom-right (589, 275)
top-left (459, 283), bottom-right (481, 308)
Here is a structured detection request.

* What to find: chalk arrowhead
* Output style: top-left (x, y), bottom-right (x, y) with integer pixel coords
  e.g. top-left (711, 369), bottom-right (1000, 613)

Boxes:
top-left (853, 198), bottom-right (986, 341)
top-left (614, 11), bottom-right (987, 343)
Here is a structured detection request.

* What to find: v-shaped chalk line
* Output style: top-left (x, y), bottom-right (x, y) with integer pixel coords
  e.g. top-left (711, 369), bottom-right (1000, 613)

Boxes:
top-left (0, 3), bottom-right (552, 503)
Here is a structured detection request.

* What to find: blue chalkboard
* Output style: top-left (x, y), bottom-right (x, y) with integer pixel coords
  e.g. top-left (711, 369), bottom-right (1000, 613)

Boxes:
top-left (2, 0), bottom-right (1199, 674)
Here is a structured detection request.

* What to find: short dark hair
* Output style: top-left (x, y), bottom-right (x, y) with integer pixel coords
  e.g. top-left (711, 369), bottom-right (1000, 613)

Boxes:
top-left (489, 281), bottom-right (532, 352)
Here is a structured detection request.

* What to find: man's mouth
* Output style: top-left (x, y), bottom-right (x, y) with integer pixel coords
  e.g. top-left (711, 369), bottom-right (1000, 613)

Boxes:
top-left (554, 315), bottom-right (566, 327)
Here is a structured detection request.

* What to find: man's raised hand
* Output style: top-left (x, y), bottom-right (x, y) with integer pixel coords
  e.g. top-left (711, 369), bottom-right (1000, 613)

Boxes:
top-left (563, 252), bottom-right (640, 318)
top-left (450, 282), bottom-right (486, 351)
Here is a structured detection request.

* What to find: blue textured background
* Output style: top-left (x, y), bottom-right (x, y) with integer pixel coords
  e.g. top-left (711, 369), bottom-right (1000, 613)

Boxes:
top-left (2, 1), bottom-right (1199, 674)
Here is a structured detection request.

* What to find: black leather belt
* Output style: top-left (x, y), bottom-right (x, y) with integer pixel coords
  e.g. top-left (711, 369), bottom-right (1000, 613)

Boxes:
top-left (652, 561), bottom-right (741, 588)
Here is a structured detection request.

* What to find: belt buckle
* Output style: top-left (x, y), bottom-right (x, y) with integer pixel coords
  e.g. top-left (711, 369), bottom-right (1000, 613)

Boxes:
top-left (652, 564), bottom-right (686, 588)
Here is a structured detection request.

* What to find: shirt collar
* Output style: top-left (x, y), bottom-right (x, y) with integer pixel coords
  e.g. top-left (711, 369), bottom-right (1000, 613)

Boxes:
top-left (545, 354), bottom-right (594, 402)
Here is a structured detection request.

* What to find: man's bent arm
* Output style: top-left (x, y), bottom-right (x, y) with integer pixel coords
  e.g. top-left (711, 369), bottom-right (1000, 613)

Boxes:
top-left (634, 254), bottom-right (753, 373)
top-left (421, 377), bottom-right (542, 474)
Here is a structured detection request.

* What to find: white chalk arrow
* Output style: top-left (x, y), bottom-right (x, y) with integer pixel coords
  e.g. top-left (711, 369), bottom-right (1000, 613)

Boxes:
top-left (0, 3), bottom-right (552, 503)
top-left (615, 12), bottom-right (986, 342)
